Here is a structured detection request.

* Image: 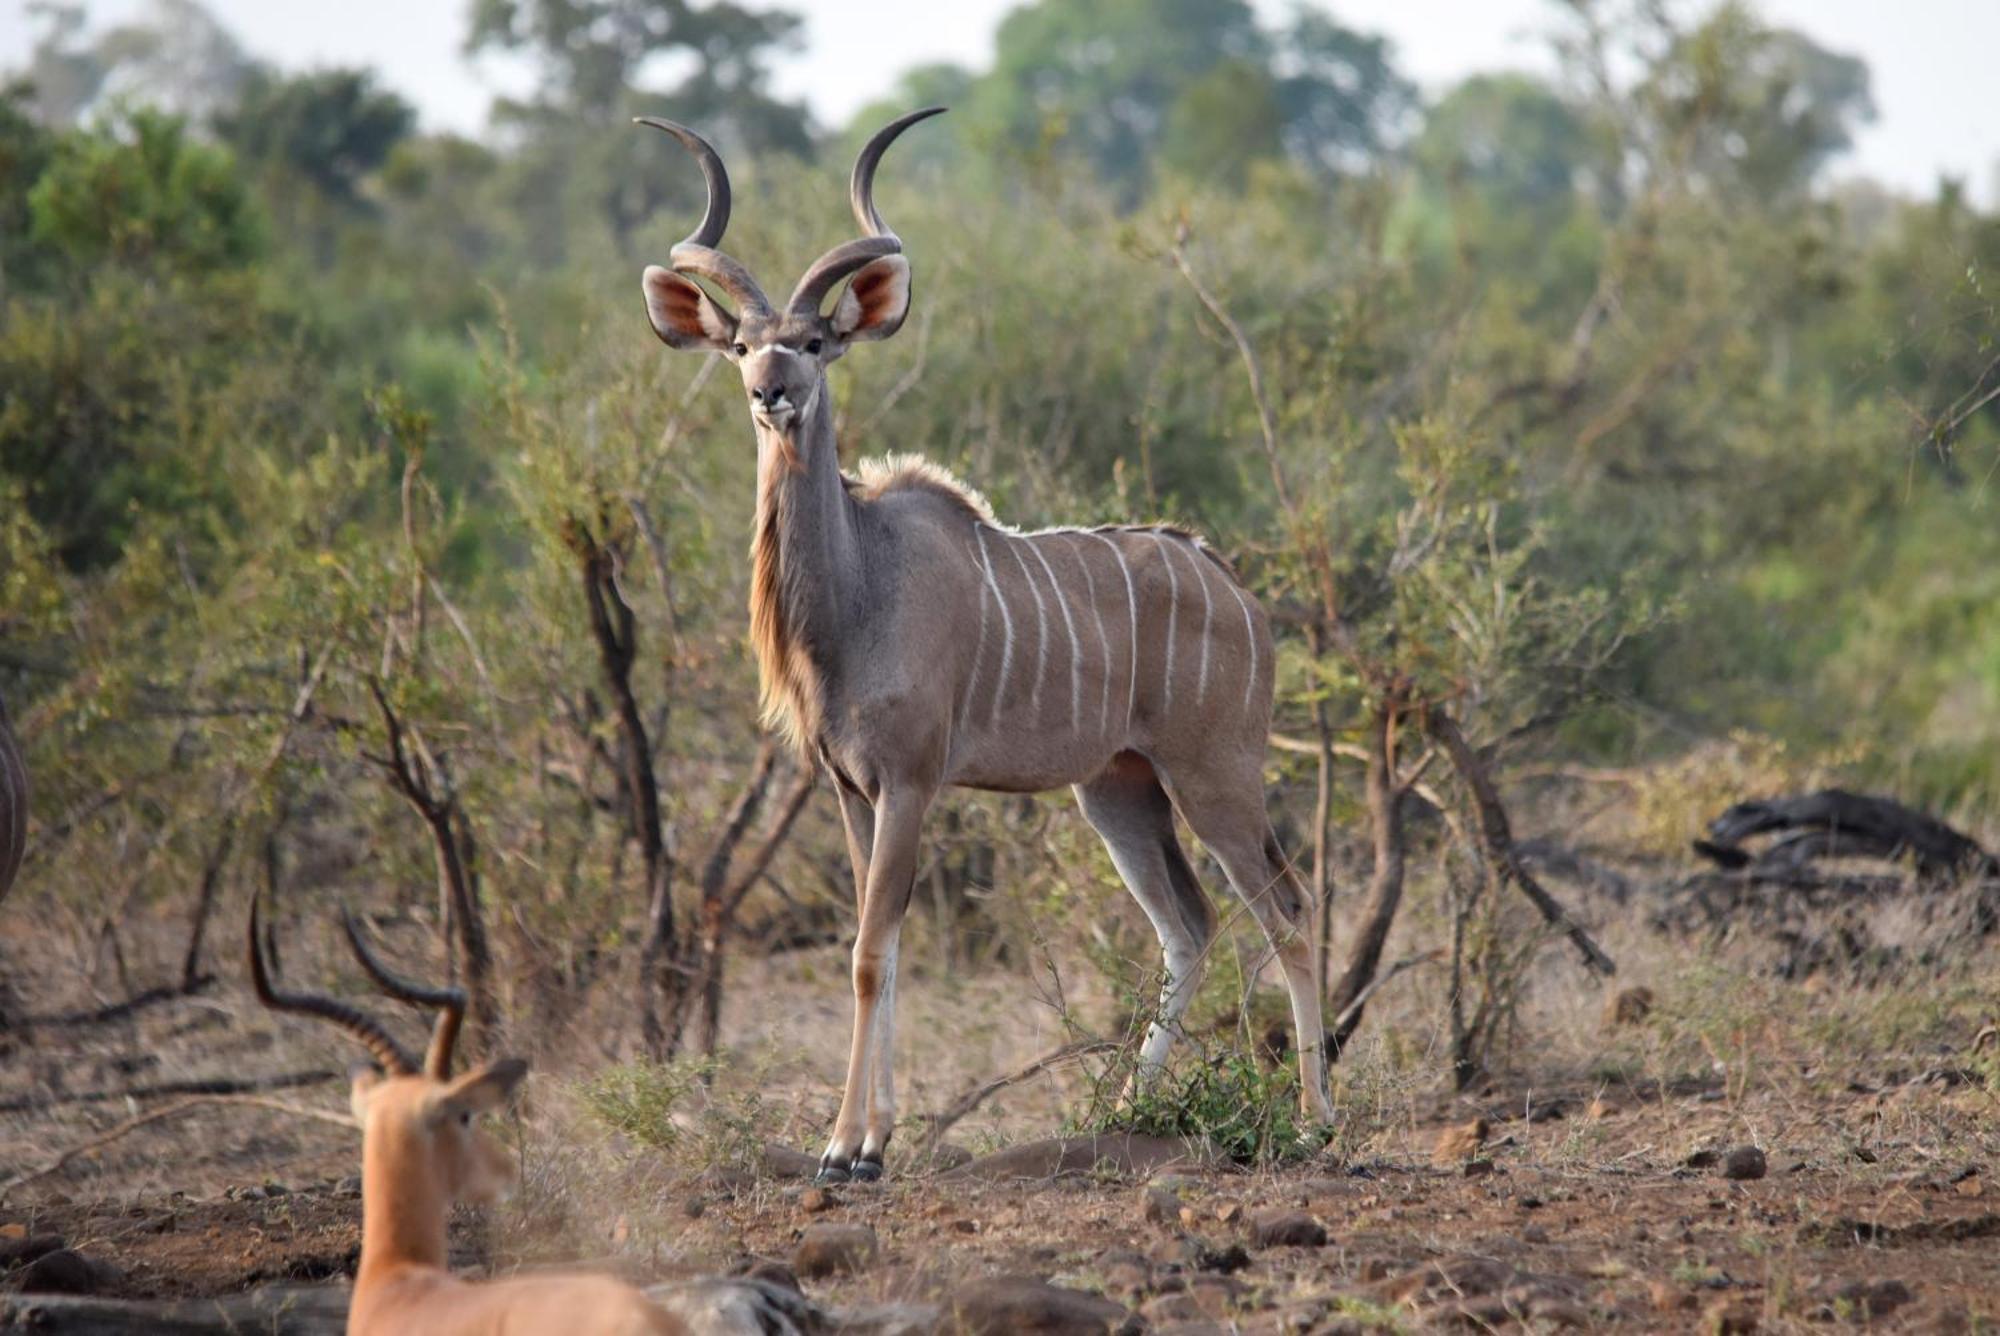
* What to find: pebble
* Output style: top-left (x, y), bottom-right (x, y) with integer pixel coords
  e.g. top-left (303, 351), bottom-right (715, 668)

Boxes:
top-left (1248, 1209), bottom-right (1327, 1248)
top-left (792, 1222), bottom-right (879, 1279)
top-left (1722, 1146), bottom-right (1768, 1181)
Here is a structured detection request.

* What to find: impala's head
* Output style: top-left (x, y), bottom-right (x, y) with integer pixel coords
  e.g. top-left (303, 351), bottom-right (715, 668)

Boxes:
top-left (637, 109), bottom-right (942, 441)
top-left (248, 896), bottom-right (524, 1207)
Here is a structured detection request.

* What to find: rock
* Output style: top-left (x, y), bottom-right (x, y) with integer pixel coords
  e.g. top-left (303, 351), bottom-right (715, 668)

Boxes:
top-left (1141, 1185), bottom-right (1182, 1227)
top-left (1721, 1146), bottom-right (1768, 1181)
top-left (1819, 1278), bottom-right (1913, 1320)
top-left (948, 1276), bottom-right (1130, 1334)
top-left (1248, 1210), bottom-right (1326, 1248)
top-left (1432, 1118), bottom-right (1489, 1165)
top-left (17, 1248), bottom-right (118, 1296)
top-left (1604, 986), bottom-right (1655, 1027)
top-left (1177, 1237), bottom-right (1252, 1275)
top-left (1684, 1148), bottom-right (1721, 1169)
top-left (1138, 1275), bottom-right (1238, 1325)
top-left (1214, 1201), bottom-right (1243, 1225)
top-left (792, 1223), bottom-right (879, 1279)
top-left (1704, 1298), bottom-right (1759, 1333)
top-left (1649, 1278), bottom-right (1695, 1313)
top-left (799, 1186), bottom-right (838, 1214)
top-left (1521, 1225), bottom-right (1550, 1245)
top-left (1463, 1158), bottom-right (1495, 1178)
top-left (1373, 1256), bottom-right (1517, 1304)
top-left (0, 1233), bottom-right (66, 1269)
top-left (0, 1223), bottom-right (25, 1240)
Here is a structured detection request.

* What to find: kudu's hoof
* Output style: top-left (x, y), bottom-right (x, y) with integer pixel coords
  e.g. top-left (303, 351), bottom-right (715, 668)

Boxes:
top-left (848, 1157), bottom-right (883, 1183)
top-left (813, 1163), bottom-right (852, 1186)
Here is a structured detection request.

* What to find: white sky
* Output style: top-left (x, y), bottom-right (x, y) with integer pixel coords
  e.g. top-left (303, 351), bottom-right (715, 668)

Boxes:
top-left (2, 0), bottom-right (1994, 203)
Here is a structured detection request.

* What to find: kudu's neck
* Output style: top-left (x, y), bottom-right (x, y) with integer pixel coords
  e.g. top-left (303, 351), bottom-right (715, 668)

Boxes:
top-left (750, 386), bottom-right (860, 727)
top-left (356, 1123), bottom-right (450, 1283)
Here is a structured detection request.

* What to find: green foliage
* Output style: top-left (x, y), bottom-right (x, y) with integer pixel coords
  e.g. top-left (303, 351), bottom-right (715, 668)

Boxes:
top-left (575, 1059), bottom-right (771, 1171)
top-left (215, 68), bottom-right (414, 207)
top-left (1071, 1050), bottom-right (1326, 1166)
top-left (28, 108), bottom-right (262, 275)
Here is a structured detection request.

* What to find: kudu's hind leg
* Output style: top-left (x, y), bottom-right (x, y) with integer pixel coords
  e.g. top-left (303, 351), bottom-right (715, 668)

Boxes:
top-left (1158, 763), bottom-right (1335, 1123)
top-left (1074, 753), bottom-right (1216, 1092)
top-left (819, 783), bottom-right (928, 1184)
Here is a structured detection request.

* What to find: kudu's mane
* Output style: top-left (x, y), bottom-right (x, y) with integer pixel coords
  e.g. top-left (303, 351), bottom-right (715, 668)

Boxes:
top-left (749, 451), bottom-right (1250, 754)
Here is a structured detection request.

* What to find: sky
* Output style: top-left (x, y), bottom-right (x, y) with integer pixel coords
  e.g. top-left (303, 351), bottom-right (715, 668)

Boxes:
top-left (3, 0), bottom-right (1995, 204)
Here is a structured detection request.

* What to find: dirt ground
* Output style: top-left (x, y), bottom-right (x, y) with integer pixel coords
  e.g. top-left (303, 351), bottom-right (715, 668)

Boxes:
top-left (4, 913), bottom-right (1999, 1334)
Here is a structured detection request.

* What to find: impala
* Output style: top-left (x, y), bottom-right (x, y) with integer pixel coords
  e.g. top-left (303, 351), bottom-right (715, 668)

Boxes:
top-left (636, 108), bottom-right (1334, 1184)
top-left (247, 896), bottom-right (810, 1334)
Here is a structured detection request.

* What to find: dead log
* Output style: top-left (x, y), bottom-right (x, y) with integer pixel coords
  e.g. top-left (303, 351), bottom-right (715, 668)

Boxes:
top-left (1697, 789), bottom-right (1999, 880)
top-left (0, 1287), bottom-right (348, 1335)
top-left (13, 976), bottom-right (216, 1030)
top-left (0, 1068), bottom-right (337, 1116)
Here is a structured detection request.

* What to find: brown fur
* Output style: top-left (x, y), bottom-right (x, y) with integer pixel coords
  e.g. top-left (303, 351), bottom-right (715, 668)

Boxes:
top-left (749, 449), bottom-right (822, 753)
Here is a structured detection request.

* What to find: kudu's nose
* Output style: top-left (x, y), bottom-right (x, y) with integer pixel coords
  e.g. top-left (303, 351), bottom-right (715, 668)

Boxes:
top-left (751, 381), bottom-right (787, 408)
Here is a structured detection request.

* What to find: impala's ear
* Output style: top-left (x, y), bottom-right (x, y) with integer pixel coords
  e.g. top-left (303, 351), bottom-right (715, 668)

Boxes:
top-left (643, 266), bottom-right (737, 351)
top-left (832, 255), bottom-right (911, 342)
top-left (435, 1056), bottom-right (529, 1117)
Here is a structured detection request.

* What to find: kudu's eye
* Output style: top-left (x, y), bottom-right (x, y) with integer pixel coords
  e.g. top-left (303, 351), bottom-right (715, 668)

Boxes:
top-left (731, 342), bottom-right (748, 357)
top-left (806, 338), bottom-right (823, 355)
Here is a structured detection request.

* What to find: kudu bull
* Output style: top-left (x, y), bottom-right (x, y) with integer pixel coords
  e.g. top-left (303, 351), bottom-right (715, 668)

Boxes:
top-left (637, 108), bottom-right (1334, 1182)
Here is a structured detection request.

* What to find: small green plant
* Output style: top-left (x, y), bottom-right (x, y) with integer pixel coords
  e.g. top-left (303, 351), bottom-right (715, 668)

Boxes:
top-left (574, 1058), bottom-right (770, 1173)
top-left (1070, 1046), bottom-right (1328, 1166)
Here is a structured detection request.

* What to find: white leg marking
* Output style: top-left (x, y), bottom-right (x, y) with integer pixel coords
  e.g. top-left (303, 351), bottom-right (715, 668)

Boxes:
top-left (1090, 532), bottom-right (1140, 731)
top-left (1224, 575), bottom-right (1260, 714)
top-left (1184, 542), bottom-right (1215, 705)
top-left (1150, 532), bottom-right (1180, 714)
top-left (974, 527), bottom-right (1015, 727)
top-left (1003, 538), bottom-right (1050, 720)
top-left (1069, 536), bottom-right (1114, 740)
top-left (1028, 538), bottom-right (1083, 731)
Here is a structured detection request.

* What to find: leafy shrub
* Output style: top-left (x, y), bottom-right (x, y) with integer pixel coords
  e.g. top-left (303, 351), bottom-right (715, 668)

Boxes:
top-left (1071, 1048), bottom-right (1328, 1166)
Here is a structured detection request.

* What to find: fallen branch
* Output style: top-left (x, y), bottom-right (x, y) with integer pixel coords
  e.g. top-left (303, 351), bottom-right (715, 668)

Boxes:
top-left (914, 1040), bottom-right (1118, 1152)
top-left (0, 1095), bottom-right (354, 1195)
top-left (0, 1067), bottom-right (338, 1116)
top-left (1428, 710), bottom-right (1616, 977)
top-left (1331, 949), bottom-right (1444, 1038)
top-left (13, 976), bottom-right (217, 1029)
top-left (1697, 789), bottom-right (1998, 881)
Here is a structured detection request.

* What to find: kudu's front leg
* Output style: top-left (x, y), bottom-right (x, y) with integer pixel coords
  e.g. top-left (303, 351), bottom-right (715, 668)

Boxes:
top-left (818, 784), bottom-right (929, 1184)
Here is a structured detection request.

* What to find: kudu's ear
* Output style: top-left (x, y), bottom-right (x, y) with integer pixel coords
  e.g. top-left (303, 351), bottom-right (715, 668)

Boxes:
top-left (831, 255), bottom-right (911, 343)
top-left (643, 265), bottom-right (738, 351)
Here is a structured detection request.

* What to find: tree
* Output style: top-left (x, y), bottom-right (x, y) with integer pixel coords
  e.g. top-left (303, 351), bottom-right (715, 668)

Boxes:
top-left (28, 108), bottom-right (262, 276)
top-left (465, 0), bottom-right (811, 153)
top-left (215, 68), bottom-right (415, 209)
top-left (967, 0), bottom-right (1410, 201)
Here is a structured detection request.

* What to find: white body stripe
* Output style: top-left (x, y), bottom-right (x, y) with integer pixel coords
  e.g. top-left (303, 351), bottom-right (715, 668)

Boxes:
top-left (973, 527), bottom-right (1016, 727)
top-left (1068, 536), bottom-right (1114, 738)
top-left (1090, 532), bottom-right (1140, 729)
top-left (1026, 538), bottom-right (1083, 730)
top-left (1150, 533), bottom-right (1180, 713)
top-left (1224, 575), bottom-right (1260, 713)
top-left (1002, 538), bottom-right (1050, 718)
top-left (960, 545), bottom-right (991, 733)
top-left (1184, 542), bottom-right (1215, 704)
